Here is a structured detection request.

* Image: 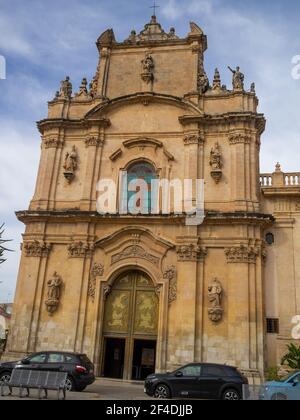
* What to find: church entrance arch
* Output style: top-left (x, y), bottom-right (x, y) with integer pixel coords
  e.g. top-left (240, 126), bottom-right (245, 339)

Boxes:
top-left (102, 270), bottom-right (158, 380)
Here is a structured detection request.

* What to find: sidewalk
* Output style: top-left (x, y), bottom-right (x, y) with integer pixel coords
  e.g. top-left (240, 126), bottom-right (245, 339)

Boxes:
top-left (0, 377), bottom-right (152, 400)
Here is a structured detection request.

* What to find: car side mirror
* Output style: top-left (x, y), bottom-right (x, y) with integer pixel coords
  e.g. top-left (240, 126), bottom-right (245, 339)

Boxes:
top-left (292, 381), bottom-right (298, 387)
top-left (175, 371), bottom-right (183, 377)
top-left (21, 359), bottom-right (30, 365)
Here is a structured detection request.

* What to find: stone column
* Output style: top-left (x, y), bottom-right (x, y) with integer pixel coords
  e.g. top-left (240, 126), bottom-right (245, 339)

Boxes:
top-left (183, 132), bottom-right (203, 209)
top-left (225, 244), bottom-right (263, 374)
top-left (194, 248), bottom-right (207, 361)
top-left (155, 282), bottom-right (169, 373)
top-left (21, 239), bottom-right (52, 354)
top-left (66, 239), bottom-right (95, 353)
top-left (229, 133), bottom-right (251, 212)
top-left (170, 244), bottom-right (206, 366)
top-left (31, 136), bottom-right (64, 210)
top-left (98, 48), bottom-right (111, 98)
top-left (80, 131), bottom-right (104, 211)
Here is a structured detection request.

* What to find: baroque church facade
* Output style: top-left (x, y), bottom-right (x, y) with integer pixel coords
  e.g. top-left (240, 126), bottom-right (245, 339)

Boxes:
top-left (5, 16), bottom-right (300, 381)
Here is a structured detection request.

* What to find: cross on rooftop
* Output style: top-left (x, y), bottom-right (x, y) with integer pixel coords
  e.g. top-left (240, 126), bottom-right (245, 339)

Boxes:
top-left (150, 1), bottom-right (160, 17)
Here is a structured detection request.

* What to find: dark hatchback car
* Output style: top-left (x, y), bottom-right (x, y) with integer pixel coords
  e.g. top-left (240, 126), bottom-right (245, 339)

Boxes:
top-left (145, 363), bottom-right (248, 400)
top-left (0, 351), bottom-right (95, 392)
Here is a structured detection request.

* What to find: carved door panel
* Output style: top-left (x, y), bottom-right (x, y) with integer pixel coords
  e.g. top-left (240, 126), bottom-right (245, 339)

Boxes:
top-left (102, 271), bottom-right (158, 380)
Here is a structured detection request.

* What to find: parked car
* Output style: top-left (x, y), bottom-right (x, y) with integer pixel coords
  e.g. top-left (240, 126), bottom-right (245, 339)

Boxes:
top-left (144, 363), bottom-right (248, 400)
top-left (0, 351), bottom-right (95, 392)
top-left (259, 371), bottom-right (300, 400)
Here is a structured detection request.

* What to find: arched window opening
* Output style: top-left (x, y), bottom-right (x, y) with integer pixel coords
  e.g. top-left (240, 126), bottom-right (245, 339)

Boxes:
top-left (121, 161), bottom-right (157, 215)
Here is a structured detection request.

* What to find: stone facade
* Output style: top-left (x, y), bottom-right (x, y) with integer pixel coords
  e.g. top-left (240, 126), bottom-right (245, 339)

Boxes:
top-left (4, 17), bottom-right (300, 380)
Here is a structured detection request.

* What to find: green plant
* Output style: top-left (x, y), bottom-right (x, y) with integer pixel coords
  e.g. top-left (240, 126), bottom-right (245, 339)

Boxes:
top-left (0, 224), bottom-right (12, 265)
top-left (266, 367), bottom-right (280, 381)
top-left (281, 343), bottom-right (300, 369)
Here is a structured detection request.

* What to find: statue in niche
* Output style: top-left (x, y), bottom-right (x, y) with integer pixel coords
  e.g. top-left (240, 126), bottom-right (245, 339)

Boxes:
top-left (208, 278), bottom-right (223, 308)
top-left (209, 142), bottom-right (223, 184)
top-left (141, 53), bottom-right (155, 84)
top-left (228, 66), bottom-right (245, 91)
top-left (63, 146), bottom-right (78, 183)
top-left (208, 278), bottom-right (224, 323)
top-left (45, 272), bottom-right (63, 315)
top-left (210, 143), bottom-right (222, 170)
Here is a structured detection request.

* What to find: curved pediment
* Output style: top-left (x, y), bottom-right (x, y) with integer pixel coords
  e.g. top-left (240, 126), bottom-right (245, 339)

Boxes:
top-left (84, 92), bottom-right (203, 121)
top-left (95, 226), bottom-right (175, 254)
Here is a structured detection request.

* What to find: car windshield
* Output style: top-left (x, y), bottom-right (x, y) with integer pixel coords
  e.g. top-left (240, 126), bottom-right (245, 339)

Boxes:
top-left (280, 372), bottom-right (300, 382)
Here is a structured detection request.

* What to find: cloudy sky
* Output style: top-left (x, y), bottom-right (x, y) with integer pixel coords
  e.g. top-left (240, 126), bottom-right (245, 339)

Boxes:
top-left (0, 0), bottom-right (299, 301)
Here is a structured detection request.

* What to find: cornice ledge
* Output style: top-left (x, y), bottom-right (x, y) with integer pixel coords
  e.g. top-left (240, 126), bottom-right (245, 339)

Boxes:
top-left (37, 117), bottom-right (111, 134)
top-left (179, 112), bottom-right (266, 131)
top-left (204, 211), bottom-right (275, 225)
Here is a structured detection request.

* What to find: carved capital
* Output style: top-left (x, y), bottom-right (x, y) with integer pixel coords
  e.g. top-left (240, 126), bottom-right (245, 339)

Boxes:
top-left (68, 241), bottom-right (94, 258)
top-left (85, 136), bottom-right (104, 148)
top-left (23, 240), bottom-right (52, 257)
top-left (177, 244), bottom-right (207, 262)
top-left (225, 245), bottom-right (259, 264)
top-left (229, 133), bottom-right (251, 145)
top-left (163, 266), bottom-right (177, 304)
top-left (183, 133), bottom-right (204, 145)
top-left (44, 138), bottom-right (64, 149)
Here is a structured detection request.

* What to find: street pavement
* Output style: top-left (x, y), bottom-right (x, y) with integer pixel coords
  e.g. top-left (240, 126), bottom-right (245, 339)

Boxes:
top-left (0, 378), bottom-right (155, 400)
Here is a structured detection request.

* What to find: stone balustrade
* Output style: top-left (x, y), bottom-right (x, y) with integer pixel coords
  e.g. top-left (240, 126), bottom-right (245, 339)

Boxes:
top-left (260, 164), bottom-right (300, 188)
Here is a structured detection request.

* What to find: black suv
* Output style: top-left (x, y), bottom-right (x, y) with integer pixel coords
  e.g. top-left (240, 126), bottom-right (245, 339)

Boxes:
top-left (0, 351), bottom-right (95, 392)
top-left (144, 363), bottom-right (248, 400)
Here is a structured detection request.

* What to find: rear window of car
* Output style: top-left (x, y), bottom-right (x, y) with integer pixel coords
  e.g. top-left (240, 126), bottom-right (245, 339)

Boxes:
top-left (202, 366), bottom-right (226, 377)
top-left (78, 354), bottom-right (92, 365)
top-left (65, 354), bottom-right (77, 363)
top-left (224, 367), bottom-right (241, 377)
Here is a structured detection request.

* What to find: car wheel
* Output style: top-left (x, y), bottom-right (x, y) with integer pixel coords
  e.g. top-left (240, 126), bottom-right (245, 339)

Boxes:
top-left (65, 376), bottom-right (76, 392)
top-left (271, 393), bottom-right (287, 401)
top-left (222, 388), bottom-right (241, 400)
top-left (154, 384), bottom-right (171, 399)
top-left (0, 372), bottom-right (11, 384)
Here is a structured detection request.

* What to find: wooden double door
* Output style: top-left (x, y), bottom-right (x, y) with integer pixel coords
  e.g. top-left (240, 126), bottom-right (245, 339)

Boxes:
top-left (102, 271), bottom-right (158, 380)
